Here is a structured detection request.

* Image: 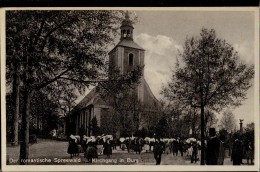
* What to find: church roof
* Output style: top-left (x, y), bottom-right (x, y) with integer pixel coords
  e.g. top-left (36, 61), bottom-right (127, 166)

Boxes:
top-left (110, 39), bottom-right (145, 53)
top-left (70, 77), bottom-right (161, 117)
top-left (143, 78), bottom-right (161, 109)
top-left (69, 87), bottom-right (106, 115)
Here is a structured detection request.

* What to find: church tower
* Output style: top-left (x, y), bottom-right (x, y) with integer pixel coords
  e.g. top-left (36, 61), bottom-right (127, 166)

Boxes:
top-left (108, 11), bottom-right (145, 102)
top-left (67, 11), bottom-right (162, 136)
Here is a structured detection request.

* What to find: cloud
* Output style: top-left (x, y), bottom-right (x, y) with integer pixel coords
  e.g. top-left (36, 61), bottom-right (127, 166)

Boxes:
top-left (135, 33), bottom-right (182, 99)
top-left (233, 41), bottom-right (254, 65)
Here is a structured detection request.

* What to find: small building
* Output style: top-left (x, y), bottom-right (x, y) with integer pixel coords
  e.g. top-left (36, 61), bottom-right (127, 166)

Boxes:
top-left (66, 12), bottom-right (161, 137)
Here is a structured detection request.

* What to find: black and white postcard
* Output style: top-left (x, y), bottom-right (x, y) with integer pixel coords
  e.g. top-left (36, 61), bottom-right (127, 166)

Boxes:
top-left (1, 7), bottom-right (259, 171)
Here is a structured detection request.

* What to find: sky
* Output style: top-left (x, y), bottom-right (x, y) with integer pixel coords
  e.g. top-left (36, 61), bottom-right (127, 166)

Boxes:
top-left (79, 10), bottom-right (257, 126)
top-left (133, 10), bottom-right (256, 126)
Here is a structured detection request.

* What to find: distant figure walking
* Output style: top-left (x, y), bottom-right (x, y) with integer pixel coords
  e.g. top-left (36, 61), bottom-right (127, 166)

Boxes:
top-left (164, 141), bottom-right (170, 155)
top-left (134, 138), bottom-right (142, 154)
top-left (153, 138), bottom-right (164, 165)
top-left (206, 128), bottom-right (223, 165)
top-left (178, 139), bottom-right (184, 157)
top-left (172, 140), bottom-right (179, 156)
top-left (245, 141), bottom-right (254, 165)
top-left (231, 138), bottom-right (243, 165)
top-left (103, 138), bottom-right (112, 158)
top-left (191, 142), bottom-right (198, 163)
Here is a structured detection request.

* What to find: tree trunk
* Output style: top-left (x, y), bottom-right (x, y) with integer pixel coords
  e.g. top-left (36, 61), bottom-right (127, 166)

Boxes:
top-left (200, 105), bottom-right (205, 165)
top-left (19, 90), bottom-right (32, 165)
top-left (37, 105), bottom-right (39, 130)
top-left (12, 63), bottom-right (20, 146)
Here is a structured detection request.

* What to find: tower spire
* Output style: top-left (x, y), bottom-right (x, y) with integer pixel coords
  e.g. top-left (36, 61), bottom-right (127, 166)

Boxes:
top-left (120, 11), bottom-right (134, 40)
top-left (125, 10), bottom-right (130, 19)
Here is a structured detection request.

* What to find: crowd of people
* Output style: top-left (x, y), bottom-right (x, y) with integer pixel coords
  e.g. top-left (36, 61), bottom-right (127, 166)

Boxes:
top-left (231, 137), bottom-right (254, 165)
top-left (67, 128), bottom-right (254, 165)
top-left (206, 128), bottom-right (254, 165)
top-left (67, 134), bottom-right (201, 163)
top-left (67, 135), bottom-right (114, 162)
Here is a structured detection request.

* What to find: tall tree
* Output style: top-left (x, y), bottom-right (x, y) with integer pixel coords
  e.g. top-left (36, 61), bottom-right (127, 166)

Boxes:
top-left (6, 93), bottom-right (15, 143)
top-left (245, 122), bottom-right (254, 131)
top-left (205, 109), bottom-right (218, 134)
top-left (6, 10), bottom-right (124, 164)
top-left (162, 28), bottom-right (254, 164)
top-left (243, 122), bottom-right (254, 144)
top-left (29, 90), bottom-right (60, 135)
top-left (219, 110), bottom-right (237, 133)
top-left (12, 62), bottom-right (20, 146)
top-left (97, 66), bottom-right (143, 136)
top-left (155, 115), bottom-right (169, 138)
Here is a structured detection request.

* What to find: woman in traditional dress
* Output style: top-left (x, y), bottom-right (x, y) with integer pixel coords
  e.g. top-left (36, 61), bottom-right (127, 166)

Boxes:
top-left (67, 135), bottom-right (78, 158)
top-left (84, 140), bottom-right (98, 163)
top-left (103, 138), bottom-right (112, 158)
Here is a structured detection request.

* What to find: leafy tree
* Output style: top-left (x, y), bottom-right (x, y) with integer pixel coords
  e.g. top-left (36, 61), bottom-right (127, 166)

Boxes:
top-left (134, 127), bottom-right (147, 138)
top-left (218, 128), bottom-right (232, 155)
top-left (161, 28), bottom-right (254, 164)
top-left (6, 10), bottom-right (124, 164)
top-left (97, 66), bottom-right (143, 136)
top-left (161, 98), bottom-right (217, 139)
top-left (29, 91), bottom-right (60, 136)
top-left (219, 110), bottom-right (237, 133)
top-left (6, 93), bottom-right (15, 143)
top-left (205, 110), bottom-right (218, 132)
top-left (6, 90), bottom-right (61, 141)
top-left (155, 115), bottom-right (169, 138)
top-left (243, 122), bottom-right (254, 145)
top-left (245, 122), bottom-right (254, 131)
top-left (141, 110), bottom-right (160, 137)
top-left (11, 63), bottom-right (20, 146)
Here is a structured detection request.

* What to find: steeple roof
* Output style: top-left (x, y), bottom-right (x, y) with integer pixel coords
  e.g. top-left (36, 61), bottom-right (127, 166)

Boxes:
top-left (112, 39), bottom-right (145, 51)
top-left (109, 11), bottom-right (144, 53)
top-left (120, 11), bottom-right (134, 29)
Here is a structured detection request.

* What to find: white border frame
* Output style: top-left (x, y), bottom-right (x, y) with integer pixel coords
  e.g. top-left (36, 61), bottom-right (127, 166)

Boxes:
top-left (1, 7), bottom-right (259, 171)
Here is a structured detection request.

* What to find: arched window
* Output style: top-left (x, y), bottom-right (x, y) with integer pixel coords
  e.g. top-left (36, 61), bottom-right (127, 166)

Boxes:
top-left (123, 30), bottom-right (127, 37)
top-left (129, 53), bottom-right (134, 66)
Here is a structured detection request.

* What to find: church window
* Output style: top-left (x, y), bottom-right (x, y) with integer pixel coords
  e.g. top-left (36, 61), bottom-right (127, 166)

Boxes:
top-left (129, 53), bottom-right (134, 66)
top-left (123, 30), bottom-right (127, 37)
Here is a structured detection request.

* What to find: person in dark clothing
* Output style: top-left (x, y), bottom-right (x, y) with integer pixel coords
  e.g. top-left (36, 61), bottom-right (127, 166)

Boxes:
top-left (178, 140), bottom-right (184, 157)
top-left (114, 138), bottom-right (119, 150)
top-left (153, 138), bottom-right (164, 165)
top-left (67, 137), bottom-right (78, 158)
top-left (111, 139), bottom-right (116, 150)
top-left (206, 128), bottom-right (221, 165)
top-left (245, 141), bottom-right (254, 165)
top-left (191, 142), bottom-right (198, 163)
top-left (134, 138), bottom-right (142, 154)
top-left (84, 141), bottom-right (98, 163)
top-left (172, 140), bottom-right (179, 156)
top-left (103, 138), bottom-right (112, 158)
top-left (125, 139), bottom-right (130, 153)
top-left (231, 138), bottom-right (243, 165)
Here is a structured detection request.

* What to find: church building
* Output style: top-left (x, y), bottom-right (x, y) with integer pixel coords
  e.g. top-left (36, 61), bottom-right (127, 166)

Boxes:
top-left (66, 12), bottom-right (161, 137)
